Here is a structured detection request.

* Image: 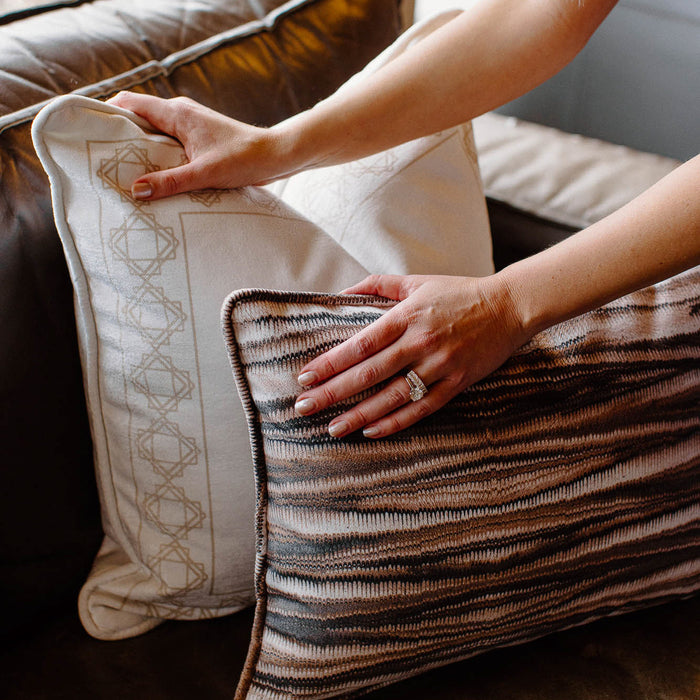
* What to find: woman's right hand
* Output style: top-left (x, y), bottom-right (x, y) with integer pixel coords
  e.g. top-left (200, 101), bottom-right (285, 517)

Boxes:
top-left (107, 92), bottom-right (296, 200)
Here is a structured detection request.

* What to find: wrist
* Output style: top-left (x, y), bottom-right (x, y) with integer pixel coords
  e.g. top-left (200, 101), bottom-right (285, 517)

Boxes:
top-left (494, 260), bottom-right (552, 342)
top-left (479, 269), bottom-right (535, 351)
top-left (269, 104), bottom-right (348, 178)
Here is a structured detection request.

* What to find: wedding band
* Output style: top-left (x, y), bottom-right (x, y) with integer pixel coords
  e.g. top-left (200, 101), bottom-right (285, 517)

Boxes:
top-left (405, 370), bottom-right (428, 402)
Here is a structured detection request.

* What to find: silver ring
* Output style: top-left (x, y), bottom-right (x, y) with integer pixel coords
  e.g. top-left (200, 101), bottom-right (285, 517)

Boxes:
top-left (405, 369), bottom-right (428, 402)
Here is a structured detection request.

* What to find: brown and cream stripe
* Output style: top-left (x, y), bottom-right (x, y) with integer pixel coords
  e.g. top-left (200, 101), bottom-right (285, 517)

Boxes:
top-left (222, 267), bottom-right (700, 699)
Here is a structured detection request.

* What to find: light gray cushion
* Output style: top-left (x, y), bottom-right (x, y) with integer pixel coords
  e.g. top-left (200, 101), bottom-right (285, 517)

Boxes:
top-left (32, 64), bottom-right (493, 638)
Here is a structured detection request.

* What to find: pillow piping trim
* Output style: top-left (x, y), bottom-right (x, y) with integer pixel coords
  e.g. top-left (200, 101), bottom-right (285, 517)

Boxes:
top-left (220, 288), bottom-right (394, 698)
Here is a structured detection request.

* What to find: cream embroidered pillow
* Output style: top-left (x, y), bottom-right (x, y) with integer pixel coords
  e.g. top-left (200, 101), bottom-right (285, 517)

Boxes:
top-left (30, 13), bottom-right (494, 642)
top-left (32, 95), bottom-right (368, 640)
top-left (222, 270), bottom-right (700, 698)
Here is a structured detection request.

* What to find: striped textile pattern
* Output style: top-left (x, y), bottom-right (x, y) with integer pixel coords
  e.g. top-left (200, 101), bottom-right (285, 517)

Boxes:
top-left (222, 268), bottom-right (700, 699)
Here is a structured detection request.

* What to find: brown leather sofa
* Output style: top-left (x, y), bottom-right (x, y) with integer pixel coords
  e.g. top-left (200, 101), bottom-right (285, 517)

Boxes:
top-left (1, 1), bottom-right (697, 698)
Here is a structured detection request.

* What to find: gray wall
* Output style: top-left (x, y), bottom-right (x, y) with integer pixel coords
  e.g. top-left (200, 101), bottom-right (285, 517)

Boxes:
top-left (497, 0), bottom-right (699, 161)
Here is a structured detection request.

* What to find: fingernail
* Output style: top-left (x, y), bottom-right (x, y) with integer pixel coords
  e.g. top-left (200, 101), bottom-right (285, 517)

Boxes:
top-left (328, 420), bottom-right (349, 438)
top-left (363, 425), bottom-right (381, 438)
top-left (297, 371), bottom-right (317, 387)
top-left (294, 398), bottom-right (316, 415)
top-left (132, 182), bottom-right (153, 200)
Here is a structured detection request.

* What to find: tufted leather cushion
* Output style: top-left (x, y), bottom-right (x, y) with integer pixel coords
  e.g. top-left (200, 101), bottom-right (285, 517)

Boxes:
top-left (0, 0), bottom-right (401, 638)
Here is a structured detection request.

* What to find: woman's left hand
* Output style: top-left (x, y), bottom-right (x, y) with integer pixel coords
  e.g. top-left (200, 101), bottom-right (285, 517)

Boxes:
top-left (293, 273), bottom-right (530, 439)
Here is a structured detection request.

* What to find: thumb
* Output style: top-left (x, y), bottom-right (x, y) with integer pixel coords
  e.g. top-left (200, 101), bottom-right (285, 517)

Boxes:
top-left (131, 163), bottom-right (198, 201)
top-left (341, 274), bottom-right (416, 301)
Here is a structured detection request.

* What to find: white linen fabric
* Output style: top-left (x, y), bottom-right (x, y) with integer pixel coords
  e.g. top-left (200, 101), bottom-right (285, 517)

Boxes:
top-left (32, 95), bottom-right (368, 640)
top-left (272, 9), bottom-right (494, 277)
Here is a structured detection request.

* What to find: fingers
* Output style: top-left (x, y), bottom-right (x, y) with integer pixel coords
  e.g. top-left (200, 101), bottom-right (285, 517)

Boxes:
top-left (105, 93), bottom-right (185, 200)
top-left (132, 163), bottom-right (200, 200)
top-left (295, 332), bottom-right (409, 417)
top-left (323, 375), bottom-right (415, 438)
top-left (295, 328), bottom-right (460, 440)
top-left (107, 92), bottom-right (291, 196)
top-left (323, 369), bottom-right (437, 439)
top-left (359, 377), bottom-right (459, 438)
top-left (106, 93), bottom-right (222, 200)
top-left (297, 309), bottom-right (406, 389)
top-left (107, 91), bottom-right (181, 135)
top-left (295, 277), bottom-right (441, 437)
top-left (298, 276), bottom-right (429, 388)
top-left (323, 369), bottom-right (461, 440)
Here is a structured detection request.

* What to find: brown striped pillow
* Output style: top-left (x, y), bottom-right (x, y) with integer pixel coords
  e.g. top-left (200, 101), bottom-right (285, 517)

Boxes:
top-left (222, 268), bottom-right (700, 699)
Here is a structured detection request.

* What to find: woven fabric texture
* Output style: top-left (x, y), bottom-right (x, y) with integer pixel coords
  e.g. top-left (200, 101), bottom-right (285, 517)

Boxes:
top-left (223, 268), bottom-right (700, 699)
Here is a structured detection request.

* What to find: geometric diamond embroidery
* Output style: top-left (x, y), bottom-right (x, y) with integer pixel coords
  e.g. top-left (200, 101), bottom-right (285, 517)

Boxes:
top-left (144, 603), bottom-right (204, 620)
top-left (131, 353), bottom-right (195, 413)
top-left (240, 187), bottom-right (284, 216)
top-left (137, 417), bottom-right (199, 479)
top-left (97, 143), bottom-right (160, 204)
top-left (143, 483), bottom-right (206, 539)
top-left (97, 140), bottom-right (208, 604)
top-left (110, 211), bottom-right (178, 278)
top-left (123, 285), bottom-right (187, 348)
top-left (346, 149), bottom-right (398, 177)
top-left (188, 189), bottom-right (222, 207)
top-left (148, 541), bottom-right (208, 596)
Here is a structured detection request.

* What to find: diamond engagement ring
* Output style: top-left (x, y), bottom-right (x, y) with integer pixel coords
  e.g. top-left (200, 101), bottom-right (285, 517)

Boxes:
top-left (405, 370), bottom-right (428, 402)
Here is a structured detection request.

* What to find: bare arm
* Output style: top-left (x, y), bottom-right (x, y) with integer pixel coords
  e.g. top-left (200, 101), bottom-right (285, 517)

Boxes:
top-left (505, 154), bottom-right (700, 337)
top-left (110, 0), bottom-right (618, 199)
top-left (107, 0), bottom-right (700, 441)
top-left (278, 0), bottom-right (618, 170)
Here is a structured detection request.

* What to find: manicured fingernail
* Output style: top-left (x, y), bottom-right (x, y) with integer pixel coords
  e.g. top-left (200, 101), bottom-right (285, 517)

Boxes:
top-left (294, 398), bottom-right (316, 415)
top-left (297, 371), bottom-right (317, 387)
top-left (132, 182), bottom-right (153, 200)
top-left (328, 421), bottom-right (349, 438)
top-left (363, 426), bottom-right (381, 438)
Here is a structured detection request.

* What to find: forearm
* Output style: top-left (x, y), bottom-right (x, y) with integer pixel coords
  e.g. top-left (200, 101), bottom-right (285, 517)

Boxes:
top-left (273, 0), bottom-right (617, 170)
top-left (500, 155), bottom-right (700, 338)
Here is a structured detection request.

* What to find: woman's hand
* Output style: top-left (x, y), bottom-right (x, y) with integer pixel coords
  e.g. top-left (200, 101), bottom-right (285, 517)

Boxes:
top-left (294, 273), bottom-right (530, 439)
top-left (107, 92), bottom-right (296, 200)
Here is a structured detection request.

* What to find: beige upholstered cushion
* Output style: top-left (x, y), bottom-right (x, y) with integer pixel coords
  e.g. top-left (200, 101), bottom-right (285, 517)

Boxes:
top-left (32, 95), bottom-right (368, 639)
top-left (473, 112), bottom-right (680, 229)
top-left (276, 120), bottom-right (491, 276)
top-left (222, 269), bottom-right (700, 698)
top-left (30, 12), bottom-right (493, 642)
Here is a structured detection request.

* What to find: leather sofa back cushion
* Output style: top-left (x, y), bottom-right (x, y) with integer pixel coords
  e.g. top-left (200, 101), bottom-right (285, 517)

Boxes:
top-left (0, 0), bottom-right (401, 637)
